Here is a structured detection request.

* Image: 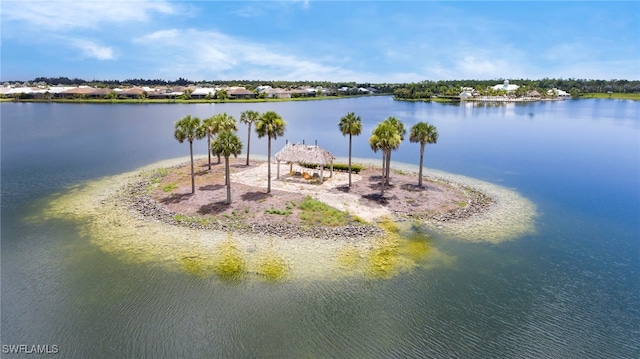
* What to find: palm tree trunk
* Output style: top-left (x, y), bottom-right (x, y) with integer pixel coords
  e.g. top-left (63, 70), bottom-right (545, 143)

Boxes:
top-left (348, 134), bottom-right (353, 187)
top-left (385, 151), bottom-right (392, 185)
top-left (267, 138), bottom-right (272, 193)
top-left (418, 144), bottom-right (425, 187)
top-left (381, 152), bottom-right (386, 182)
top-left (207, 134), bottom-right (212, 170)
top-left (380, 150), bottom-right (387, 196)
top-left (246, 124), bottom-right (251, 166)
top-left (225, 156), bottom-right (231, 204)
top-left (189, 140), bottom-right (195, 194)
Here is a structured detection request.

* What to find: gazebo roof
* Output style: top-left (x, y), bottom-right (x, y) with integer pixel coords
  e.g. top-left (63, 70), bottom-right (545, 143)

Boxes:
top-left (274, 143), bottom-right (335, 165)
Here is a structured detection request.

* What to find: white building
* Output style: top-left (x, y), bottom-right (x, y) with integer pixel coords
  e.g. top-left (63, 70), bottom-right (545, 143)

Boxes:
top-left (492, 80), bottom-right (519, 92)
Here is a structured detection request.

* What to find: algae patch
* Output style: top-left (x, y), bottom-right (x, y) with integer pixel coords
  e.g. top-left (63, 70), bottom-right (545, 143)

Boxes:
top-left (212, 238), bottom-right (246, 280)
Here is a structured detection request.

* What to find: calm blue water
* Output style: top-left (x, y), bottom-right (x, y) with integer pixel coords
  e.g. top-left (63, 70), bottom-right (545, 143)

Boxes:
top-left (2, 98), bottom-right (639, 358)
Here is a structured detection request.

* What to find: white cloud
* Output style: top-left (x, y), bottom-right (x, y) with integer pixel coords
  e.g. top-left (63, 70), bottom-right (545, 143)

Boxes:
top-left (2, 0), bottom-right (176, 31)
top-left (455, 56), bottom-right (499, 76)
top-left (70, 39), bottom-right (116, 60)
top-left (134, 28), bottom-right (369, 81)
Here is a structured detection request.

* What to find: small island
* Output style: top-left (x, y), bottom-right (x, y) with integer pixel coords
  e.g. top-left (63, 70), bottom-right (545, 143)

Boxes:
top-left (37, 110), bottom-right (537, 281)
top-left (125, 158), bottom-right (494, 240)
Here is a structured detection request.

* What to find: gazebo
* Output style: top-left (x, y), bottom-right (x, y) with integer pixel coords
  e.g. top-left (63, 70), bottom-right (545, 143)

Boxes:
top-left (274, 142), bottom-right (335, 183)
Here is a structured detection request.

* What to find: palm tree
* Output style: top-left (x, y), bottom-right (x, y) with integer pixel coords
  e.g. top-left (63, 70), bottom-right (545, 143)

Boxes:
top-left (255, 111), bottom-right (286, 193)
top-left (240, 110), bottom-right (260, 165)
top-left (198, 117), bottom-right (216, 170)
top-left (211, 130), bottom-right (243, 204)
top-left (409, 122), bottom-right (438, 187)
top-left (338, 112), bottom-right (362, 187)
top-left (381, 116), bottom-right (406, 185)
top-left (209, 113), bottom-right (238, 164)
top-left (174, 115), bottom-right (204, 194)
top-left (369, 121), bottom-right (402, 196)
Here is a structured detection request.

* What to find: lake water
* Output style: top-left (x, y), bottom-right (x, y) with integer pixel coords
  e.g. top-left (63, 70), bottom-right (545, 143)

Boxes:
top-left (1, 97), bottom-right (638, 357)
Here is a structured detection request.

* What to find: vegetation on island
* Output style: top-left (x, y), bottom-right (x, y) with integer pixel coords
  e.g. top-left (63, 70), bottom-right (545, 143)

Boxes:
top-left (173, 115), bottom-right (204, 194)
top-left (338, 112), bottom-right (362, 187)
top-left (170, 108), bottom-right (439, 208)
top-left (255, 111), bottom-right (287, 194)
top-left (409, 122), bottom-right (439, 188)
top-left (369, 117), bottom-right (406, 196)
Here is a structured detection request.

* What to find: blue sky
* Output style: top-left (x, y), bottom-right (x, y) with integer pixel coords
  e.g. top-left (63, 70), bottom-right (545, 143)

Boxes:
top-left (2, 1), bottom-right (638, 82)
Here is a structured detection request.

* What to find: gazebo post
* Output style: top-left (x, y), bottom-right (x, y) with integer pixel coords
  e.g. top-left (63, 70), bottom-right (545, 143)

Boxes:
top-left (330, 160), bottom-right (334, 178)
top-left (320, 165), bottom-right (324, 184)
top-left (277, 160), bottom-right (280, 178)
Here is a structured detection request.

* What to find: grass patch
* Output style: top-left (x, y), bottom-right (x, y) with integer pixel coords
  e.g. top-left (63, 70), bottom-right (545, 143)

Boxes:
top-left (298, 196), bottom-right (350, 226)
top-left (265, 206), bottom-right (292, 216)
top-left (173, 214), bottom-right (214, 227)
top-left (162, 182), bottom-right (178, 192)
top-left (580, 93), bottom-right (640, 100)
top-left (143, 167), bottom-right (171, 191)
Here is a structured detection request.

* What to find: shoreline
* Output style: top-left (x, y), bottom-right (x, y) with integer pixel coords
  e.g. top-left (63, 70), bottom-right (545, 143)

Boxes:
top-left (35, 157), bottom-right (536, 280)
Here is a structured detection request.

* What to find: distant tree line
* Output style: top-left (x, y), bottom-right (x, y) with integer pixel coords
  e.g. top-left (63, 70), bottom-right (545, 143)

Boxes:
top-left (15, 77), bottom-right (640, 97)
top-left (392, 78), bottom-right (640, 100)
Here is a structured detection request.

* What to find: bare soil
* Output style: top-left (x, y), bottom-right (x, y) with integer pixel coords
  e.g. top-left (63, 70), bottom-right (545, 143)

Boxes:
top-left (148, 158), bottom-right (490, 228)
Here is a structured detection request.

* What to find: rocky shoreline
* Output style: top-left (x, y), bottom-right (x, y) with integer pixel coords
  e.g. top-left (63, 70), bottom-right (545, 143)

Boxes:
top-left (122, 179), bottom-right (387, 240)
top-left (119, 167), bottom-right (494, 241)
top-left (395, 177), bottom-right (495, 222)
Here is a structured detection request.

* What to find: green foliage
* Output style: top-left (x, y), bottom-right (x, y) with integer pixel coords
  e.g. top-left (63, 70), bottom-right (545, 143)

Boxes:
top-left (338, 112), bottom-right (362, 137)
top-left (174, 115), bottom-right (203, 143)
top-left (255, 111), bottom-right (286, 140)
top-left (580, 92), bottom-right (640, 100)
top-left (211, 130), bottom-right (243, 158)
top-left (264, 208), bottom-right (292, 216)
top-left (162, 182), bottom-right (177, 192)
top-left (299, 162), bottom-right (363, 174)
top-left (298, 196), bottom-right (349, 226)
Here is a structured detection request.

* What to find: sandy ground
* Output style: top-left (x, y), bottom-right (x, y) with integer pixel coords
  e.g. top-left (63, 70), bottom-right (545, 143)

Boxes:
top-left (150, 158), bottom-right (474, 226)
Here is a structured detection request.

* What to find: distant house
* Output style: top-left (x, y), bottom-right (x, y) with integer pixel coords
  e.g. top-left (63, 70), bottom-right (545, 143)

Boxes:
top-left (548, 88), bottom-right (571, 98)
top-left (459, 91), bottom-right (474, 100)
top-left (119, 87), bottom-right (146, 98)
top-left (88, 88), bottom-right (112, 98)
top-left (191, 87), bottom-right (216, 99)
top-left (146, 89), bottom-right (168, 99)
top-left (59, 86), bottom-right (97, 98)
top-left (227, 88), bottom-right (256, 99)
top-left (262, 87), bottom-right (291, 99)
top-left (5, 87), bottom-right (36, 97)
top-left (492, 80), bottom-right (519, 92)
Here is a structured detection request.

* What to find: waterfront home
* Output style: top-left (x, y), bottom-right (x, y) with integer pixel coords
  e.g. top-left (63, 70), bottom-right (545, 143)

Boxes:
top-left (191, 87), bottom-right (217, 99)
top-left (227, 88), bottom-right (256, 99)
top-left (492, 80), bottom-right (519, 92)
